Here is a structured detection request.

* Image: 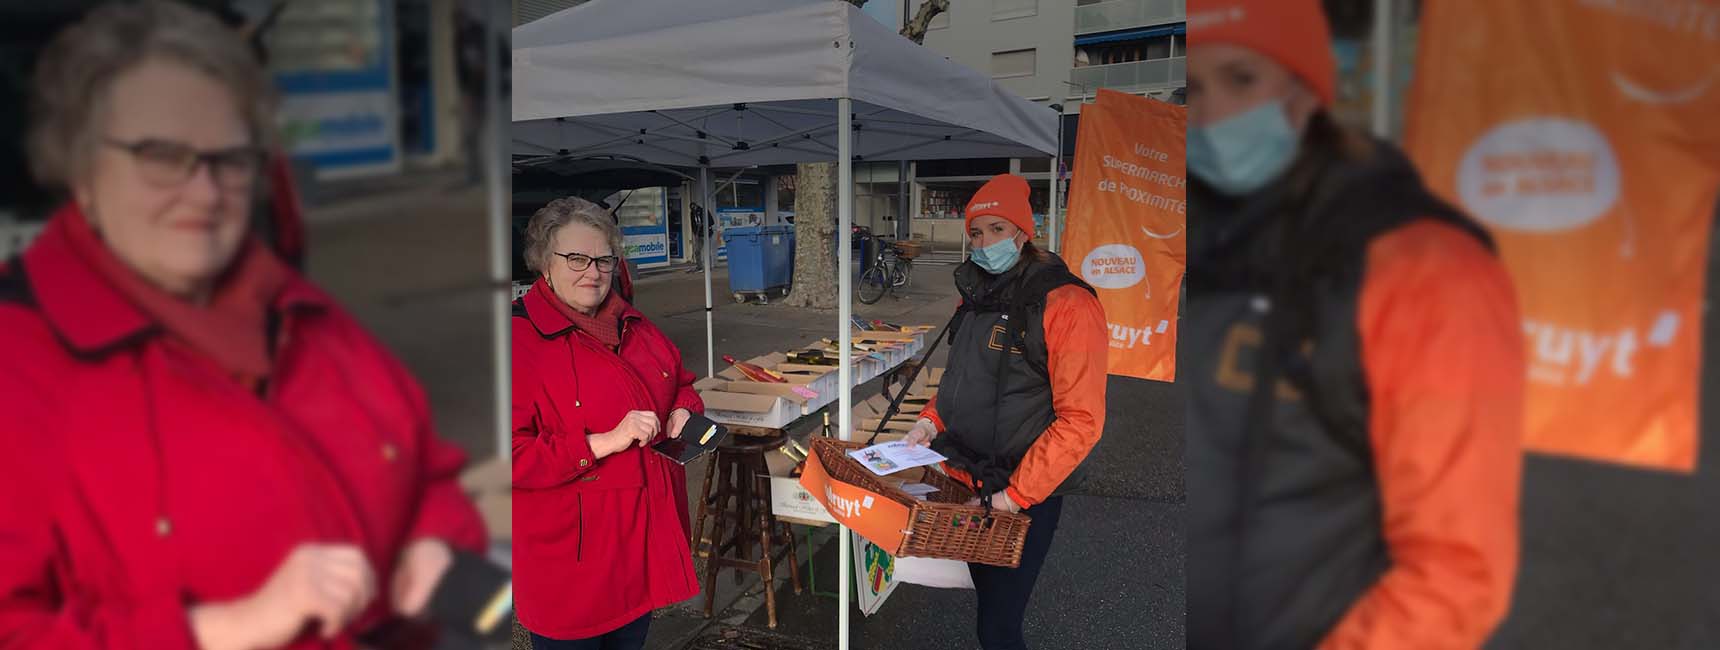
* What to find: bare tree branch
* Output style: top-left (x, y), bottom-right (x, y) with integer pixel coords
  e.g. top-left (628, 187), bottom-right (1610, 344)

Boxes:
top-left (901, 0), bottom-right (950, 45)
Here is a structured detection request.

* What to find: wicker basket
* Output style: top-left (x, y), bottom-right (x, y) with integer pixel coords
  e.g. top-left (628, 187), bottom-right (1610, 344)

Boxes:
top-left (809, 437), bottom-right (1029, 567)
top-left (891, 240), bottom-right (923, 260)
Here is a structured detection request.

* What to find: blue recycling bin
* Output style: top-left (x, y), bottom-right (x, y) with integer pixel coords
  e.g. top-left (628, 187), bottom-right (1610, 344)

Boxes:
top-left (759, 225), bottom-right (795, 288)
top-left (724, 226), bottom-right (771, 293)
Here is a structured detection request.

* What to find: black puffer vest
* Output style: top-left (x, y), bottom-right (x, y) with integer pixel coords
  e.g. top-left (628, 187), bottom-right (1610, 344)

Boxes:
top-left (1185, 138), bottom-right (1494, 650)
top-left (931, 252), bottom-right (1095, 499)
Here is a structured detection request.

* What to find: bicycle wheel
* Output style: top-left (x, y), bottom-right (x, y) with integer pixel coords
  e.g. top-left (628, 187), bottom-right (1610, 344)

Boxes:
top-left (858, 264), bottom-right (889, 304)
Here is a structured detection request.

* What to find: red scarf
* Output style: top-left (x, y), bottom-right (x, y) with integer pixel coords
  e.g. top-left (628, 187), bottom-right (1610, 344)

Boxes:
top-left (62, 203), bottom-right (290, 386)
top-left (538, 276), bottom-right (628, 349)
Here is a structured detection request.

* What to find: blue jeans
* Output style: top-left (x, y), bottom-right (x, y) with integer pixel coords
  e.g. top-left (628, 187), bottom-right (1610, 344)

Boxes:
top-left (528, 612), bottom-right (651, 650)
top-left (968, 496), bottom-right (1066, 650)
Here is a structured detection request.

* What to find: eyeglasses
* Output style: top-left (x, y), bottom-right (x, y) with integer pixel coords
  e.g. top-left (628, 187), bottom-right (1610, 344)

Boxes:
top-left (103, 137), bottom-right (265, 190)
top-left (552, 251), bottom-right (619, 273)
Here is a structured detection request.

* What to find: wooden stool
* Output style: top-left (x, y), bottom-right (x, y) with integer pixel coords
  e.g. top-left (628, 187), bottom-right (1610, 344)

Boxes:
top-left (691, 432), bottom-right (803, 628)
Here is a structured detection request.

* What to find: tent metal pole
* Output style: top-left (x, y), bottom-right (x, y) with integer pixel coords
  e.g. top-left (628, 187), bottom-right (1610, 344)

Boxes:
top-left (702, 166), bottom-right (715, 378)
top-left (836, 96), bottom-right (854, 650)
top-left (486, 0), bottom-right (508, 460)
top-left (1050, 103), bottom-right (1065, 253)
top-left (898, 160), bottom-right (910, 240)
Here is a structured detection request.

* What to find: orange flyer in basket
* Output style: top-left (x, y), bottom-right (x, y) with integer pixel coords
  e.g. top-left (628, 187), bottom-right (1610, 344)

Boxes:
top-left (799, 445), bottom-right (911, 553)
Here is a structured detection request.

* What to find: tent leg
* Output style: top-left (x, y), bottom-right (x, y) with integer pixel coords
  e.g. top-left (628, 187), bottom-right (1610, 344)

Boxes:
top-left (1051, 101), bottom-right (1066, 254)
top-left (898, 160), bottom-right (910, 241)
top-left (486, 0), bottom-right (508, 460)
top-left (702, 166), bottom-right (715, 379)
top-left (836, 97), bottom-right (854, 650)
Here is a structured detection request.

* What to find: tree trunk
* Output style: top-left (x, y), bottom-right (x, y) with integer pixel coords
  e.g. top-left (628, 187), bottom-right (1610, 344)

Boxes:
top-left (782, 162), bottom-right (839, 309)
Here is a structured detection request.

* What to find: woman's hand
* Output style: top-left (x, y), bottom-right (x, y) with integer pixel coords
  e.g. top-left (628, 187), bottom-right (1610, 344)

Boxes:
top-left (591, 410), bottom-right (660, 458)
top-left (667, 408), bottom-right (693, 439)
top-left (190, 543), bottom-right (376, 650)
top-left (963, 491), bottom-right (1023, 514)
top-left (389, 538), bottom-right (454, 619)
top-left (903, 418), bottom-right (939, 447)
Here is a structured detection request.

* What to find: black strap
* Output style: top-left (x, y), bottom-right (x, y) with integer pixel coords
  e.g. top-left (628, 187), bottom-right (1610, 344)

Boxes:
top-left (863, 313), bottom-right (958, 447)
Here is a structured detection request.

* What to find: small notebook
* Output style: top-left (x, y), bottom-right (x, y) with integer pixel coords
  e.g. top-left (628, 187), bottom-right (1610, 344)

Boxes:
top-left (651, 413), bottom-right (731, 465)
top-left (426, 550), bottom-right (512, 641)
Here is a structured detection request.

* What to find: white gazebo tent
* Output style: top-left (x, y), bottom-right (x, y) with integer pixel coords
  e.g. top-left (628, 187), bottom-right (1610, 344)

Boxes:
top-left (511, 0), bottom-right (1059, 642)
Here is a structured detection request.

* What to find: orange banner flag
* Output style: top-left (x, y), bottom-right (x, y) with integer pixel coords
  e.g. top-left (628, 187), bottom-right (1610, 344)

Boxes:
top-left (1062, 89), bottom-right (1187, 382)
top-left (1403, 1), bottom-right (1720, 472)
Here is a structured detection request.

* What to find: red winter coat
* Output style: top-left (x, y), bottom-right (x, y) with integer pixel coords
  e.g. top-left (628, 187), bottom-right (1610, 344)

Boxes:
top-left (0, 213), bottom-right (487, 649)
top-left (511, 279), bottom-right (701, 640)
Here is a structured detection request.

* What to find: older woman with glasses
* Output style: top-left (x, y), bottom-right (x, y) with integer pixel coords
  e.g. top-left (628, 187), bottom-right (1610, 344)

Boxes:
top-left (511, 197), bottom-right (704, 650)
top-left (0, 3), bottom-right (486, 648)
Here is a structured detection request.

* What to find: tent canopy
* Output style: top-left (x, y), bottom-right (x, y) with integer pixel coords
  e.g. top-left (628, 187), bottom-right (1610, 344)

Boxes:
top-left (511, 0), bottom-right (1059, 166)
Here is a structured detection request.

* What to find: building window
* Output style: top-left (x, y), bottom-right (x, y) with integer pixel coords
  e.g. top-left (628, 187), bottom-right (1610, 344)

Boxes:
top-left (1145, 34), bottom-right (1172, 60)
top-left (911, 0), bottom-right (952, 30)
top-left (991, 48), bottom-right (1037, 79)
top-left (1082, 34), bottom-right (1180, 66)
top-left (993, 0), bottom-right (1038, 21)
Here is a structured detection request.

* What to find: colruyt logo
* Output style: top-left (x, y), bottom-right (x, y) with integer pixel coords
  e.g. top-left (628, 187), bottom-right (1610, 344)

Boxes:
top-left (825, 484), bottom-right (876, 519)
top-left (1110, 320), bottom-right (1169, 350)
top-left (1524, 310), bottom-right (1680, 385)
top-left (1458, 118), bottom-right (1622, 232)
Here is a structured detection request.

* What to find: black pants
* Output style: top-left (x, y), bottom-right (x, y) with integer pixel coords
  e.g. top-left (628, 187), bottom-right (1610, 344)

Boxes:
top-left (528, 612), bottom-right (651, 650)
top-left (968, 495), bottom-right (1066, 650)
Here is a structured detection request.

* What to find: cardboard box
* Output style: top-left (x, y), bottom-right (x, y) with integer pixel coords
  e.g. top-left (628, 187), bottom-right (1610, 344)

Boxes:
top-left (907, 370), bottom-right (940, 396)
top-left (855, 330), bottom-right (925, 367)
top-left (770, 362), bottom-right (842, 410)
top-left (696, 376), bottom-right (812, 429)
top-left (763, 441), bottom-right (837, 526)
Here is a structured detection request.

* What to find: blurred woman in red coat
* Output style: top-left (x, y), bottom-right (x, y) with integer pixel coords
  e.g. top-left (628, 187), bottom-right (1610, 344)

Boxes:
top-left (0, 3), bottom-right (486, 648)
top-left (511, 196), bottom-right (704, 649)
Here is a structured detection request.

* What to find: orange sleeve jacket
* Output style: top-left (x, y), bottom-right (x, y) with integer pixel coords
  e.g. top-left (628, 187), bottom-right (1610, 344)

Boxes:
top-left (1319, 220), bottom-right (1525, 650)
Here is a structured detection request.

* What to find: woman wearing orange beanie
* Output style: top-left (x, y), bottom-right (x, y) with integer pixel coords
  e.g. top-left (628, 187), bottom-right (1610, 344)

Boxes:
top-left (1185, 1), bottom-right (1524, 649)
top-left (902, 173), bottom-right (1110, 650)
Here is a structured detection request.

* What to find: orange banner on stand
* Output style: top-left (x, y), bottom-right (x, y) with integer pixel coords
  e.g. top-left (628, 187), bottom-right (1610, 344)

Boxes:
top-left (1062, 89), bottom-right (1187, 382)
top-left (1403, 1), bottom-right (1720, 472)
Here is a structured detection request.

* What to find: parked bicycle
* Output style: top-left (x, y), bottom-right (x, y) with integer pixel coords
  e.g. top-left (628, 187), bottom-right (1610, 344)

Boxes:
top-left (858, 235), bottom-right (919, 304)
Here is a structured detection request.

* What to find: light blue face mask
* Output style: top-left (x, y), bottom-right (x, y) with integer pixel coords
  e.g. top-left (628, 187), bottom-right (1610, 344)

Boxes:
top-left (970, 237), bottom-right (1021, 274)
top-left (1188, 99), bottom-right (1300, 196)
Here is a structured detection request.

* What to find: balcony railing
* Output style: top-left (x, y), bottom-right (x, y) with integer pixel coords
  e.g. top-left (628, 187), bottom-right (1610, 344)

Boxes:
top-left (1070, 57), bottom-right (1185, 93)
top-left (1075, 0), bottom-right (1186, 35)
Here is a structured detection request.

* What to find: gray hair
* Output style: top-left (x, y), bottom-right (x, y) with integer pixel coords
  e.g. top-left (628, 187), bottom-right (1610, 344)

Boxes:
top-left (524, 197), bottom-right (625, 274)
top-left (28, 0), bottom-right (276, 190)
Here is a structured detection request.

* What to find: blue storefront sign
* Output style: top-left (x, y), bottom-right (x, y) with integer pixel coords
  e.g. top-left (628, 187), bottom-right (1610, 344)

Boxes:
top-left (273, 0), bottom-right (401, 178)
